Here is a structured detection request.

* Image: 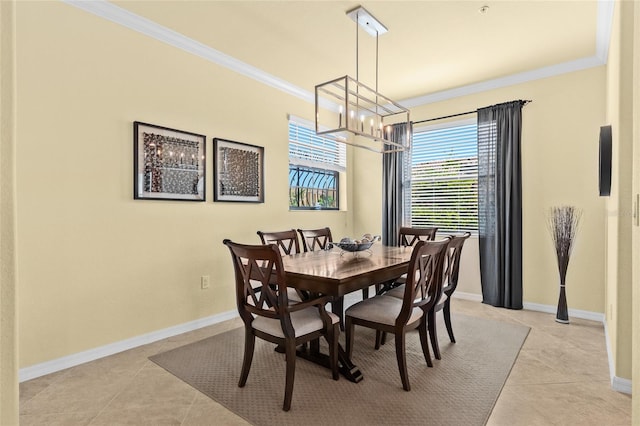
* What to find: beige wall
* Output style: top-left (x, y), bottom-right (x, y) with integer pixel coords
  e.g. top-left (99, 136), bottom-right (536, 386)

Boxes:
top-left (632, 1), bottom-right (640, 419)
top-left (605, 0), bottom-right (634, 382)
top-left (0, 0), bottom-right (19, 422)
top-left (355, 67), bottom-right (607, 312)
top-left (15, 2), bottom-right (354, 368)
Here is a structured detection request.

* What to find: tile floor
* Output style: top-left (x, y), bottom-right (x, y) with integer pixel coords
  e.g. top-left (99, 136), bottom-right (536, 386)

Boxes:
top-left (19, 297), bottom-right (631, 425)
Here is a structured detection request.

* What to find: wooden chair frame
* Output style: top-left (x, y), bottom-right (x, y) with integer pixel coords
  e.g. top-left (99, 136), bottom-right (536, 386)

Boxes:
top-left (428, 232), bottom-right (471, 359)
top-left (297, 227), bottom-right (333, 252)
top-left (223, 239), bottom-right (339, 411)
top-left (257, 229), bottom-right (301, 255)
top-left (399, 226), bottom-right (438, 246)
top-left (374, 226), bottom-right (439, 303)
top-left (345, 239), bottom-right (449, 391)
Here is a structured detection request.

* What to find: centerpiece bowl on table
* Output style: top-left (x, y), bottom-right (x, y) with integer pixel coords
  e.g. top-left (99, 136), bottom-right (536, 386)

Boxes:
top-left (330, 234), bottom-right (381, 254)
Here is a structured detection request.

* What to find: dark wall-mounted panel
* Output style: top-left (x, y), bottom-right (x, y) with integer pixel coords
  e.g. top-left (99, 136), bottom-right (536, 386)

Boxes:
top-left (599, 125), bottom-right (612, 197)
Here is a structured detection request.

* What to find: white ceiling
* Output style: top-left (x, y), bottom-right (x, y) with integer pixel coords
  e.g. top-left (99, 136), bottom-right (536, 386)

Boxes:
top-left (69, 0), bottom-right (610, 107)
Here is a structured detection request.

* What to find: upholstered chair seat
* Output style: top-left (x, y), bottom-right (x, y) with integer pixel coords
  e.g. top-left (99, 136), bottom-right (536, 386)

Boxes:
top-left (253, 309), bottom-right (340, 338)
top-left (344, 239), bottom-right (449, 391)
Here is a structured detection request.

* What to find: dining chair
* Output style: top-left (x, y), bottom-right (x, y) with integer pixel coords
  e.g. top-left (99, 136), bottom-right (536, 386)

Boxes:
top-left (344, 239), bottom-right (449, 391)
top-left (297, 227), bottom-right (333, 252)
top-left (380, 226), bottom-right (439, 294)
top-left (371, 226), bottom-right (440, 349)
top-left (257, 229), bottom-right (304, 301)
top-left (429, 232), bottom-right (471, 359)
top-left (386, 232), bottom-right (470, 360)
top-left (257, 229), bottom-right (301, 255)
top-left (223, 239), bottom-right (339, 411)
top-left (399, 226), bottom-right (438, 246)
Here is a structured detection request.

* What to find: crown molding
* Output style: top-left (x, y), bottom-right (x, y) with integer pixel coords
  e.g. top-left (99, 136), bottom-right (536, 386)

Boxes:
top-left (63, 0), bottom-right (613, 109)
top-left (398, 0), bottom-right (614, 107)
top-left (62, 0), bottom-right (314, 104)
top-left (399, 55), bottom-right (605, 108)
top-left (596, 0), bottom-right (615, 62)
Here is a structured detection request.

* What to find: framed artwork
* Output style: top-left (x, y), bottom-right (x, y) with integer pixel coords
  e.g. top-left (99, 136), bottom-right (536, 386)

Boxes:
top-left (213, 138), bottom-right (264, 203)
top-left (134, 121), bottom-right (206, 201)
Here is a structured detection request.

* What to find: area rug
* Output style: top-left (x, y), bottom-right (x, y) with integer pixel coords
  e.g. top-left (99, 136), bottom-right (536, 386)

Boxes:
top-left (150, 314), bottom-right (529, 426)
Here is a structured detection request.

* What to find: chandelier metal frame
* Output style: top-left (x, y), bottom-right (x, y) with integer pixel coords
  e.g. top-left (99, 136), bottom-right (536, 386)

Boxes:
top-left (314, 6), bottom-right (410, 154)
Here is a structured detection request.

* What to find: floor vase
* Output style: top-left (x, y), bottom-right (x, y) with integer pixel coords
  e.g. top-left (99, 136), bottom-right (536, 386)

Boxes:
top-left (556, 281), bottom-right (569, 324)
top-left (548, 205), bottom-right (581, 325)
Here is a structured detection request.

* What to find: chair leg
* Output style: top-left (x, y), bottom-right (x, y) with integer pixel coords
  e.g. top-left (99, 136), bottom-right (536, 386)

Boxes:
top-left (283, 340), bottom-right (296, 411)
top-left (428, 308), bottom-right (441, 360)
top-left (374, 330), bottom-right (382, 350)
top-left (361, 287), bottom-right (369, 299)
top-left (418, 319), bottom-right (433, 368)
top-left (345, 317), bottom-right (354, 359)
top-left (239, 328), bottom-right (255, 387)
top-left (443, 299), bottom-right (455, 343)
top-left (394, 332), bottom-right (410, 391)
top-left (330, 323), bottom-right (339, 380)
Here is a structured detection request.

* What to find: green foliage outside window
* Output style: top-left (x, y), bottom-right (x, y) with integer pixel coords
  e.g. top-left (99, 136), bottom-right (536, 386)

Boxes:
top-left (411, 157), bottom-right (478, 233)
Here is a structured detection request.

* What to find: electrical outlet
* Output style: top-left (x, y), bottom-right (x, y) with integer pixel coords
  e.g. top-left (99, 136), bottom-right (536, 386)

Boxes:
top-left (201, 275), bottom-right (210, 289)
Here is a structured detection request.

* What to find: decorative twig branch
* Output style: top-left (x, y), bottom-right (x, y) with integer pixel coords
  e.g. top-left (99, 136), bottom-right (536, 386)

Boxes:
top-left (547, 205), bottom-right (582, 323)
top-left (547, 206), bottom-right (582, 282)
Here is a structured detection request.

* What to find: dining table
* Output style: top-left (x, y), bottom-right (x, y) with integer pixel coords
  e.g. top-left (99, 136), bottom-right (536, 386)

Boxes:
top-left (280, 244), bottom-right (414, 382)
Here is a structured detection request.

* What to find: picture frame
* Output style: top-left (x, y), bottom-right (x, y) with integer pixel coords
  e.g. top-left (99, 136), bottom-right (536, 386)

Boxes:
top-left (213, 138), bottom-right (264, 203)
top-left (134, 121), bottom-right (206, 201)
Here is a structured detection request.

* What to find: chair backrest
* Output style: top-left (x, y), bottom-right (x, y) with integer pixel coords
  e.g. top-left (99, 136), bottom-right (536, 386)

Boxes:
top-left (297, 227), bottom-right (333, 252)
top-left (257, 229), bottom-right (301, 255)
top-left (442, 232), bottom-right (471, 295)
top-left (223, 239), bottom-right (295, 335)
top-left (398, 226), bottom-right (438, 247)
top-left (397, 239), bottom-right (450, 324)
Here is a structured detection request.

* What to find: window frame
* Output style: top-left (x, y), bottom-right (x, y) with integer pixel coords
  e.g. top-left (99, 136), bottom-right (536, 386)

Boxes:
top-left (407, 118), bottom-right (478, 234)
top-left (288, 116), bottom-right (344, 211)
top-left (288, 165), bottom-right (340, 211)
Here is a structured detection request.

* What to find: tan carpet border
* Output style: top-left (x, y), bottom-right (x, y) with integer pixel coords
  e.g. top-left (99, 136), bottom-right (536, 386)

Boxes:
top-left (150, 314), bottom-right (530, 426)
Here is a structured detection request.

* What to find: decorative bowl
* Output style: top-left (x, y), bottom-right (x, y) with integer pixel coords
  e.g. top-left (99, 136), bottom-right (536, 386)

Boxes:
top-left (331, 241), bottom-right (375, 252)
top-left (330, 235), bottom-right (381, 252)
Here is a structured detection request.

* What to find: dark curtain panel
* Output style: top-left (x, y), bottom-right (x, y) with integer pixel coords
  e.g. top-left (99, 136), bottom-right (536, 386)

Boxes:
top-left (477, 101), bottom-right (523, 309)
top-left (382, 122), bottom-right (412, 246)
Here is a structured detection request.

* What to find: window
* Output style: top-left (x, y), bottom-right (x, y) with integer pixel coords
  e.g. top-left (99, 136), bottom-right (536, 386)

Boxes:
top-left (408, 119), bottom-right (478, 233)
top-left (288, 117), bottom-right (345, 210)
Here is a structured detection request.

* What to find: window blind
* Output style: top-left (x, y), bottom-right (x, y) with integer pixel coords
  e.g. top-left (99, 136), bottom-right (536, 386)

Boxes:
top-left (288, 117), bottom-right (346, 172)
top-left (410, 120), bottom-right (478, 233)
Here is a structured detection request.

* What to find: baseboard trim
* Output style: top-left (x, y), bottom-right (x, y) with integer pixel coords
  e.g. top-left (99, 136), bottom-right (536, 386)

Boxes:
top-left (522, 301), bottom-right (606, 323)
top-left (453, 291), bottom-right (483, 302)
top-left (602, 319), bottom-right (633, 395)
top-left (19, 309), bottom-right (238, 383)
top-left (20, 294), bottom-right (630, 395)
top-left (612, 376), bottom-right (633, 394)
top-left (454, 293), bottom-right (606, 322)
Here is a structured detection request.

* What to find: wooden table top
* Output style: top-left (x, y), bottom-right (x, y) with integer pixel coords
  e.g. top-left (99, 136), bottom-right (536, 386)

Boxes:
top-left (281, 245), bottom-right (413, 297)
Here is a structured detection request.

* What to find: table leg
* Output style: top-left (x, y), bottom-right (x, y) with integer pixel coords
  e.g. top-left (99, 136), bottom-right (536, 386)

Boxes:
top-left (296, 342), bottom-right (363, 383)
top-left (337, 345), bottom-right (363, 382)
top-left (331, 296), bottom-right (345, 330)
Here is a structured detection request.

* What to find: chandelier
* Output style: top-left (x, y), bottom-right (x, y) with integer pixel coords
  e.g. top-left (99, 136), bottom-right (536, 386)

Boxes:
top-left (315, 6), bottom-right (410, 154)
